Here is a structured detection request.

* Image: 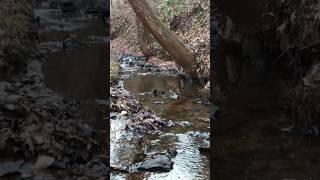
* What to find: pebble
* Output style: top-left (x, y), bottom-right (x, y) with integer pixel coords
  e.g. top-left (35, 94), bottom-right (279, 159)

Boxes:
top-left (120, 110), bottom-right (128, 116)
top-left (4, 104), bottom-right (15, 111)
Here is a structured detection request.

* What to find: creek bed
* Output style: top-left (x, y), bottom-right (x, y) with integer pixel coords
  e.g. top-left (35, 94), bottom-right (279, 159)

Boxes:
top-left (110, 56), bottom-right (210, 179)
top-left (35, 3), bottom-right (109, 154)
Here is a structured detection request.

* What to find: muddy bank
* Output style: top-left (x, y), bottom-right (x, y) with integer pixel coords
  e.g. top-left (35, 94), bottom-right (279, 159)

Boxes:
top-left (0, 0), bottom-right (109, 179)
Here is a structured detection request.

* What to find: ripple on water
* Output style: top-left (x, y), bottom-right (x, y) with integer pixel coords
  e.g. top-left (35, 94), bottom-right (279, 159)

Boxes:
top-left (111, 55), bottom-right (210, 179)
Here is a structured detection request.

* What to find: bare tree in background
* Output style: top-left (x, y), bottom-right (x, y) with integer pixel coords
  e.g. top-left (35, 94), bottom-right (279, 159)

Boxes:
top-left (136, 17), bottom-right (153, 60)
top-left (127, 0), bottom-right (197, 78)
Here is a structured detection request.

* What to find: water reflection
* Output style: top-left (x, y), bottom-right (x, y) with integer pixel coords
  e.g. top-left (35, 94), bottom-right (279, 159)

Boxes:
top-left (111, 72), bottom-right (210, 180)
top-left (44, 43), bottom-right (107, 99)
top-left (213, 106), bottom-right (320, 179)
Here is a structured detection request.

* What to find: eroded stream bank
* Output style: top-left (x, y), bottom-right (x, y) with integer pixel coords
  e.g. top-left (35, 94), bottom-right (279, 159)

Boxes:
top-left (110, 55), bottom-right (210, 179)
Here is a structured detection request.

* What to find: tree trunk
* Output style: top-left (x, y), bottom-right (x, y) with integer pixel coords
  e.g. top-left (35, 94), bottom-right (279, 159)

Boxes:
top-left (136, 17), bottom-right (153, 58)
top-left (127, 0), bottom-right (196, 77)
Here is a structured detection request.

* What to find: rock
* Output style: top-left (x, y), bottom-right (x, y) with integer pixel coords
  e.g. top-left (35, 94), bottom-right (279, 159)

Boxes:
top-left (164, 90), bottom-right (179, 100)
top-left (153, 101), bottom-right (165, 104)
top-left (303, 126), bottom-right (320, 136)
top-left (152, 89), bottom-right (158, 97)
top-left (33, 155), bottom-right (55, 171)
top-left (4, 104), bottom-right (16, 111)
top-left (120, 111), bottom-right (128, 116)
top-left (127, 149), bottom-right (177, 173)
top-left (61, 2), bottom-right (76, 13)
top-left (199, 146), bottom-right (210, 154)
top-left (0, 82), bottom-right (7, 93)
top-left (0, 82), bottom-right (9, 99)
top-left (210, 104), bottom-right (220, 120)
top-left (80, 123), bottom-right (96, 137)
top-left (19, 162), bottom-right (33, 178)
top-left (0, 160), bottom-right (24, 176)
top-left (179, 121), bottom-right (192, 127)
top-left (6, 94), bottom-right (20, 103)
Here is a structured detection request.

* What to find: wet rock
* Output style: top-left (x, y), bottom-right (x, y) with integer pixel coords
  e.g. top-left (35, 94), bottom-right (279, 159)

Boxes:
top-left (199, 146), bottom-right (210, 154)
top-left (33, 155), bottom-right (55, 171)
top-left (179, 121), bottom-right (192, 127)
top-left (127, 149), bottom-right (177, 172)
top-left (210, 103), bottom-right (220, 121)
top-left (120, 111), bottom-right (128, 116)
top-left (4, 104), bottom-right (16, 111)
top-left (302, 126), bottom-right (320, 136)
top-left (61, 2), bottom-right (76, 13)
top-left (152, 89), bottom-right (165, 97)
top-left (110, 149), bottom-right (178, 173)
top-left (49, 1), bottom-right (60, 9)
top-left (86, 6), bottom-right (107, 20)
top-left (6, 94), bottom-right (20, 103)
top-left (162, 90), bottom-right (179, 100)
top-left (0, 81), bottom-right (9, 92)
top-left (83, 161), bottom-right (108, 177)
top-left (153, 101), bottom-right (165, 104)
top-left (19, 162), bottom-right (33, 178)
top-left (0, 160), bottom-right (24, 176)
top-left (34, 174), bottom-right (57, 180)
top-left (77, 177), bottom-right (90, 180)
top-left (62, 38), bottom-right (86, 51)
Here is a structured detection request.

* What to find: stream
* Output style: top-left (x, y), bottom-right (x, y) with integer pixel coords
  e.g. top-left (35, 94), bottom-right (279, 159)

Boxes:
top-left (35, 1), bottom-right (109, 154)
top-left (110, 56), bottom-right (210, 179)
top-left (34, 1), bottom-right (210, 179)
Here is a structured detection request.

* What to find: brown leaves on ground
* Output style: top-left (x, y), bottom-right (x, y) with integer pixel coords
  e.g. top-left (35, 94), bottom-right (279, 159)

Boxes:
top-left (111, 0), bottom-right (210, 79)
top-left (111, 85), bottom-right (174, 134)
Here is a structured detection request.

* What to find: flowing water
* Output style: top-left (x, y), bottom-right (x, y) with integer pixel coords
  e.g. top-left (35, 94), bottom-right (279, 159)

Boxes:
top-left (35, 3), bottom-right (109, 153)
top-left (34, 2), bottom-right (318, 179)
top-left (213, 105), bottom-right (320, 179)
top-left (35, 2), bottom-right (210, 179)
top-left (110, 56), bottom-right (210, 180)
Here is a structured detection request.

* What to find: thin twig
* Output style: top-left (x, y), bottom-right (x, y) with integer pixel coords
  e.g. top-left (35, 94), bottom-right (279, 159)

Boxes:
top-left (299, 39), bottom-right (320, 51)
top-left (273, 46), bottom-right (294, 63)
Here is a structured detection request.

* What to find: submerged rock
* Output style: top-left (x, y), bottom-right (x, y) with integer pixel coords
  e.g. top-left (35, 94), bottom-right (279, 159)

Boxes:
top-left (199, 146), bottom-right (210, 155)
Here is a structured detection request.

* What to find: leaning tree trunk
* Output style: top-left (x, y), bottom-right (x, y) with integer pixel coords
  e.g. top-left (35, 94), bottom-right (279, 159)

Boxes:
top-left (127, 0), bottom-right (196, 77)
top-left (136, 17), bottom-right (153, 58)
